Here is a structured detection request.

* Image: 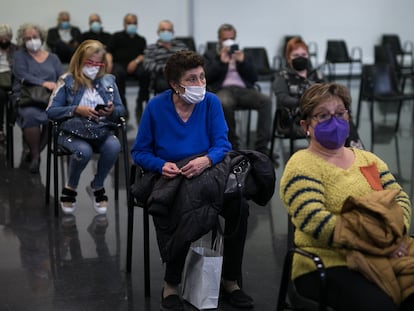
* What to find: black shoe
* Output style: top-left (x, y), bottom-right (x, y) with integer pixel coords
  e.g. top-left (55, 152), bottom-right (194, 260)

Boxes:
top-left (29, 158), bottom-right (40, 174)
top-left (221, 288), bottom-right (254, 309)
top-left (161, 289), bottom-right (184, 311)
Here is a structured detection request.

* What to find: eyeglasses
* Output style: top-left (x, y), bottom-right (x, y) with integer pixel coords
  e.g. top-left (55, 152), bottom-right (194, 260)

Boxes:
top-left (312, 109), bottom-right (349, 123)
top-left (84, 59), bottom-right (105, 67)
top-left (181, 74), bottom-right (206, 84)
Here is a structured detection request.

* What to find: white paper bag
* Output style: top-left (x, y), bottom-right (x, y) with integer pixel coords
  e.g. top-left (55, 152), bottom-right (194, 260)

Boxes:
top-left (182, 244), bottom-right (223, 310)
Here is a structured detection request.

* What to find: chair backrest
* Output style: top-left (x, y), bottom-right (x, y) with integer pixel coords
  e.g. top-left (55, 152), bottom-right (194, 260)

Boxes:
top-left (243, 47), bottom-right (272, 75)
top-left (381, 34), bottom-right (403, 55)
top-left (204, 41), bottom-right (218, 54)
top-left (360, 64), bottom-right (400, 97)
top-left (175, 36), bottom-right (196, 51)
top-left (325, 40), bottom-right (350, 63)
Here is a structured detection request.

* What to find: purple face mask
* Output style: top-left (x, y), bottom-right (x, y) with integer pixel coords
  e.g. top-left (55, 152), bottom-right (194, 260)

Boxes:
top-left (314, 116), bottom-right (349, 149)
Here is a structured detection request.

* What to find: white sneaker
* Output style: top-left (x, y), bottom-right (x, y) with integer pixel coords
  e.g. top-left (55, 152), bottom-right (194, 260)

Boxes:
top-left (86, 185), bottom-right (108, 214)
top-left (60, 188), bottom-right (77, 214)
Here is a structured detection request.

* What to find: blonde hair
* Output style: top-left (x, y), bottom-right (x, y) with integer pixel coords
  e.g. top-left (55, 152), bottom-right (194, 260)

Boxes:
top-left (68, 40), bottom-right (107, 91)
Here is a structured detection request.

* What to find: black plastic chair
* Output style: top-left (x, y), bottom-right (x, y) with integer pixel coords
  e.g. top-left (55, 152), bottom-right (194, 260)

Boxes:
top-left (5, 89), bottom-right (14, 168)
top-left (126, 164), bottom-right (151, 297)
top-left (45, 117), bottom-right (130, 217)
top-left (243, 47), bottom-right (278, 95)
top-left (356, 63), bottom-right (414, 150)
top-left (325, 40), bottom-right (362, 88)
top-left (381, 34), bottom-right (414, 74)
top-left (269, 105), bottom-right (307, 161)
top-left (175, 36), bottom-right (197, 52)
top-left (276, 217), bottom-right (335, 311)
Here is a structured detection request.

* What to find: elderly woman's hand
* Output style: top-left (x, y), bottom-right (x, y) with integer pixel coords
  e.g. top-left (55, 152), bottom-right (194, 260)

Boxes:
top-left (97, 102), bottom-right (114, 116)
top-left (181, 156), bottom-right (211, 179)
top-left (390, 242), bottom-right (408, 258)
top-left (162, 162), bottom-right (181, 179)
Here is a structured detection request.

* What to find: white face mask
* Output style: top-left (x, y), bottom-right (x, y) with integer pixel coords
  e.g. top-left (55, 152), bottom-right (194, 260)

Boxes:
top-left (82, 66), bottom-right (100, 80)
top-left (222, 39), bottom-right (235, 47)
top-left (180, 85), bottom-right (206, 105)
top-left (25, 38), bottom-right (42, 52)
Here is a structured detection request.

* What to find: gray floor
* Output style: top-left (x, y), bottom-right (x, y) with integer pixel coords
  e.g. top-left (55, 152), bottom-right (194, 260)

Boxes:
top-left (0, 79), bottom-right (413, 311)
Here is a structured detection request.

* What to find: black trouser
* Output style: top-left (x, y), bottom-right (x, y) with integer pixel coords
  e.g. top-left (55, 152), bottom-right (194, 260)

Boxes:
top-left (217, 86), bottom-right (272, 151)
top-left (111, 62), bottom-right (150, 108)
top-left (164, 199), bottom-right (249, 285)
top-left (295, 266), bottom-right (414, 311)
top-left (0, 87), bottom-right (7, 131)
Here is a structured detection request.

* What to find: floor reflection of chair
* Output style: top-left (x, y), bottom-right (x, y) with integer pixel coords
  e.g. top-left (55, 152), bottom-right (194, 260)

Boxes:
top-left (51, 213), bottom-right (124, 308)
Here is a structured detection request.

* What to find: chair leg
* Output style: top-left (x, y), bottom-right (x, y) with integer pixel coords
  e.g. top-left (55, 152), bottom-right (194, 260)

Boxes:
top-left (370, 101), bottom-right (375, 152)
top-left (395, 101), bottom-right (403, 132)
top-left (53, 138), bottom-right (59, 217)
top-left (126, 198), bottom-right (135, 273)
top-left (246, 109), bottom-right (252, 147)
top-left (45, 124), bottom-right (52, 205)
top-left (6, 96), bottom-right (14, 168)
top-left (143, 206), bottom-right (151, 297)
top-left (114, 158), bottom-right (119, 201)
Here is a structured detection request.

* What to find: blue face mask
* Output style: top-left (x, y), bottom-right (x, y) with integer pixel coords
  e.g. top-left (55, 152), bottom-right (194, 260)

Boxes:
top-left (159, 30), bottom-right (174, 42)
top-left (60, 21), bottom-right (70, 30)
top-left (90, 21), bottom-right (101, 33)
top-left (126, 24), bottom-right (137, 35)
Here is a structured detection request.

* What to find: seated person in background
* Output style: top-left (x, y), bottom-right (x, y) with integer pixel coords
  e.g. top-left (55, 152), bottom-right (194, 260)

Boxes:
top-left (142, 19), bottom-right (188, 120)
top-left (131, 50), bottom-right (254, 310)
top-left (204, 23), bottom-right (272, 154)
top-left (80, 13), bottom-right (112, 47)
top-left (46, 11), bottom-right (81, 64)
top-left (280, 82), bottom-right (414, 311)
top-left (13, 23), bottom-right (63, 173)
top-left (0, 24), bottom-right (17, 143)
top-left (106, 13), bottom-right (150, 120)
top-left (47, 40), bottom-right (125, 215)
top-left (273, 37), bottom-right (363, 148)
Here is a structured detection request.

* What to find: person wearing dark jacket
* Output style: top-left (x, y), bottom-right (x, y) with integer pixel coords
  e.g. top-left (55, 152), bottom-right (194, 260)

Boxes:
top-left (273, 37), bottom-right (364, 149)
top-left (131, 50), bottom-right (261, 311)
top-left (106, 13), bottom-right (150, 119)
top-left (80, 13), bottom-right (112, 47)
top-left (46, 11), bottom-right (81, 64)
top-left (204, 23), bottom-right (272, 154)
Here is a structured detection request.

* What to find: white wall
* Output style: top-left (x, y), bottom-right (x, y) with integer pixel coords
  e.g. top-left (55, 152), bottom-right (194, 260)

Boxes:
top-left (2, 0), bottom-right (413, 64)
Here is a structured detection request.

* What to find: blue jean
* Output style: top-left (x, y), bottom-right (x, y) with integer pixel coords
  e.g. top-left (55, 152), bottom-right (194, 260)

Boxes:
top-left (58, 133), bottom-right (121, 190)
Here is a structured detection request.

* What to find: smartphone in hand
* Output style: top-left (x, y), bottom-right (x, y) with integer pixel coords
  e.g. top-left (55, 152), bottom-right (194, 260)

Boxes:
top-left (95, 104), bottom-right (107, 111)
top-left (229, 44), bottom-right (239, 54)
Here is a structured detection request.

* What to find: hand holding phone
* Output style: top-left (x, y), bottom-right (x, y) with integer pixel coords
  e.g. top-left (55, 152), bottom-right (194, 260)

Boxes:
top-left (229, 44), bottom-right (239, 54)
top-left (95, 104), bottom-right (107, 111)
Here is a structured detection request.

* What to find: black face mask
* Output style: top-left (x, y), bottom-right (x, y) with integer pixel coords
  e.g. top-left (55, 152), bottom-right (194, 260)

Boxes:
top-left (291, 56), bottom-right (308, 71)
top-left (0, 41), bottom-right (11, 49)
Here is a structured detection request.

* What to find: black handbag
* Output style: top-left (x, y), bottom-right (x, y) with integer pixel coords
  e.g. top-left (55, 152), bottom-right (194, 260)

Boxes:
top-left (59, 116), bottom-right (118, 142)
top-left (19, 84), bottom-right (51, 108)
top-left (224, 155), bottom-right (251, 200)
top-left (275, 106), bottom-right (305, 138)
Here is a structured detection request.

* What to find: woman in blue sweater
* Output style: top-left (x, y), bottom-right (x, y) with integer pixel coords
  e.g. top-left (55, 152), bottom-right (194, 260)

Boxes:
top-left (131, 50), bottom-right (254, 310)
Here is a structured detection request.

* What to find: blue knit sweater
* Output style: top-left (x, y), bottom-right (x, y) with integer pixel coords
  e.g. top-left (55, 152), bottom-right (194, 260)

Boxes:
top-left (131, 90), bottom-right (232, 173)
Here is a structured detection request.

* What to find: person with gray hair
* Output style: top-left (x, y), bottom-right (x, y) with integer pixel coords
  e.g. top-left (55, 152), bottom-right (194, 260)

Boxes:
top-left (204, 23), bottom-right (272, 155)
top-left (0, 23), bottom-right (17, 142)
top-left (47, 11), bottom-right (81, 64)
top-left (80, 13), bottom-right (112, 47)
top-left (13, 23), bottom-right (63, 173)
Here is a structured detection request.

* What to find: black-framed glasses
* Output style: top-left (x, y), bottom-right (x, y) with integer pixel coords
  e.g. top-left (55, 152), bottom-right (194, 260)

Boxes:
top-left (312, 109), bottom-right (349, 123)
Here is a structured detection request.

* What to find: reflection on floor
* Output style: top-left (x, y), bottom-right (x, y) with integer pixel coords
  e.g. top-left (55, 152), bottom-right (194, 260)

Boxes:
top-left (0, 81), bottom-right (413, 310)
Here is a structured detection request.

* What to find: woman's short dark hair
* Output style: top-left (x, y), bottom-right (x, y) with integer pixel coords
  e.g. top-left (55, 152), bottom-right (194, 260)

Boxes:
top-left (300, 82), bottom-right (352, 120)
top-left (164, 50), bottom-right (204, 85)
